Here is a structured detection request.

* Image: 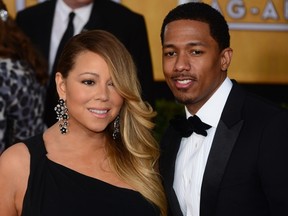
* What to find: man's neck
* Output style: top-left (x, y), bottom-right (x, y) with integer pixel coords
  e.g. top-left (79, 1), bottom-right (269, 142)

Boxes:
top-left (62, 0), bottom-right (93, 10)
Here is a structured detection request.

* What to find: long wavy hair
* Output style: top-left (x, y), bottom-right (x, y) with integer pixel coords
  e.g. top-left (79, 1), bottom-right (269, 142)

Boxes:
top-left (0, 0), bottom-right (48, 85)
top-left (57, 29), bottom-right (167, 215)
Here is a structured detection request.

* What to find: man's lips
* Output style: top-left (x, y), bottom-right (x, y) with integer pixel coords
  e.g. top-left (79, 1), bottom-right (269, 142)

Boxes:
top-left (174, 78), bottom-right (193, 89)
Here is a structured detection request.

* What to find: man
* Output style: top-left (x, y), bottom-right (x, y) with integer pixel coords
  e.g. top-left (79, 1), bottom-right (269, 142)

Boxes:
top-left (16, 0), bottom-right (154, 127)
top-left (159, 2), bottom-right (288, 216)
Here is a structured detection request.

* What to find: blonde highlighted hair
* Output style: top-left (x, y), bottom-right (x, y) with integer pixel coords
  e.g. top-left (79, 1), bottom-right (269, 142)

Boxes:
top-left (57, 30), bottom-right (167, 216)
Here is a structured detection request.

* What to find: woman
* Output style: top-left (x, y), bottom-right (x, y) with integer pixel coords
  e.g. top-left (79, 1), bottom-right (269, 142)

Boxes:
top-left (0, 30), bottom-right (167, 215)
top-left (0, 0), bottom-right (48, 153)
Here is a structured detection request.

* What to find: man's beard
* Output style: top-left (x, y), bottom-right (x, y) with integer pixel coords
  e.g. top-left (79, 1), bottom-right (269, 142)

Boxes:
top-left (174, 95), bottom-right (194, 106)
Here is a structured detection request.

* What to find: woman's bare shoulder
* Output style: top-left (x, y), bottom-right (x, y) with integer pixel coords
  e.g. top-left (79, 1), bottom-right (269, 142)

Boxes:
top-left (0, 143), bottom-right (30, 178)
top-left (0, 143), bottom-right (30, 215)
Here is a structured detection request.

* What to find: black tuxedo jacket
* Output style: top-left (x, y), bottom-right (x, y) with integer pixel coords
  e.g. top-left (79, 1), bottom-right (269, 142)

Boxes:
top-left (16, 0), bottom-right (154, 126)
top-left (159, 81), bottom-right (288, 216)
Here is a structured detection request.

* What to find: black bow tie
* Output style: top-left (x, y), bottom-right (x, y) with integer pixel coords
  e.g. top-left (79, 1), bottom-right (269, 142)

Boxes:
top-left (170, 115), bottom-right (211, 137)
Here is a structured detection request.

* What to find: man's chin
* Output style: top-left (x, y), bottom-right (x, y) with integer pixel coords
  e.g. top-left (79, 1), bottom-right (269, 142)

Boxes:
top-left (174, 96), bottom-right (193, 106)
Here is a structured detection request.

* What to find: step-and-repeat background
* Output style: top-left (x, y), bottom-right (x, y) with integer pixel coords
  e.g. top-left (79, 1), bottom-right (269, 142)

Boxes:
top-left (4, 0), bottom-right (288, 83)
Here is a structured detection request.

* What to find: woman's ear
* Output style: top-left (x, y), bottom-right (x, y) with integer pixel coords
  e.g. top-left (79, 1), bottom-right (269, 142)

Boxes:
top-left (55, 72), bottom-right (66, 99)
top-left (221, 48), bottom-right (233, 72)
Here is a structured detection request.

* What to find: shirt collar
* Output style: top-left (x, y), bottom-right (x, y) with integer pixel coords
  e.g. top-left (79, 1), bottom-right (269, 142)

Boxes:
top-left (57, 0), bottom-right (71, 22)
top-left (57, 0), bottom-right (93, 23)
top-left (185, 77), bottom-right (233, 128)
top-left (74, 3), bottom-right (93, 24)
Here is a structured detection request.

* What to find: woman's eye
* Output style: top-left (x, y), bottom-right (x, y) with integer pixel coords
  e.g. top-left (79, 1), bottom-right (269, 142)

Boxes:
top-left (82, 80), bottom-right (95, 85)
top-left (108, 81), bottom-right (114, 86)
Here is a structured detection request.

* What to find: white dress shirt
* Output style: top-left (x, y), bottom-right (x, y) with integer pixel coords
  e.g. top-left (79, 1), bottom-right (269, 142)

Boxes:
top-left (173, 77), bottom-right (233, 216)
top-left (49, 0), bottom-right (93, 73)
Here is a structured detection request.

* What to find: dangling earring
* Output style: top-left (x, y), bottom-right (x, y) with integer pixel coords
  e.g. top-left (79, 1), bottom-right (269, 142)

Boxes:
top-left (54, 98), bottom-right (69, 134)
top-left (112, 115), bottom-right (120, 140)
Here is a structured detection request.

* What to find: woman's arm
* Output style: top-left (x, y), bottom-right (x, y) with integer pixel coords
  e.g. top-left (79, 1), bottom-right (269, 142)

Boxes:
top-left (0, 143), bottom-right (30, 216)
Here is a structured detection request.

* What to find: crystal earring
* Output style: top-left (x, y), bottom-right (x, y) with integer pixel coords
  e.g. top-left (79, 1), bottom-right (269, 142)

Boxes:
top-left (112, 115), bottom-right (120, 140)
top-left (54, 98), bottom-right (69, 134)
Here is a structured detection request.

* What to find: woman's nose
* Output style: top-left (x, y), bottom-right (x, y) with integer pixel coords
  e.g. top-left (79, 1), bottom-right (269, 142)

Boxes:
top-left (94, 85), bottom-right (109, 101)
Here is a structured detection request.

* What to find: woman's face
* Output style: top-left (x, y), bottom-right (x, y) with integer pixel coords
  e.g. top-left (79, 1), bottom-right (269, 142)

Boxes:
top-left (56, 50), bottom-right (124, 135)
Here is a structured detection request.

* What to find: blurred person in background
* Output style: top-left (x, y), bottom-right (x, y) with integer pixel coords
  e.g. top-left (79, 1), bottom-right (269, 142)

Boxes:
top-left (16, 0), bottom-right (155, 127)
top-left (0, 0), bottom-right (48, 154)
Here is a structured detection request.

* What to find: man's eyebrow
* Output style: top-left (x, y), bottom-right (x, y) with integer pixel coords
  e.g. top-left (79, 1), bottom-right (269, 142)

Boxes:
top-left (163, 41), bottom-right (205, 49)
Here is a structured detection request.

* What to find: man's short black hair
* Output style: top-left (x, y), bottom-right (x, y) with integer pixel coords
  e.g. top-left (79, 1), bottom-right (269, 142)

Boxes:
top-left (160, 2), bottom-right (230, 51)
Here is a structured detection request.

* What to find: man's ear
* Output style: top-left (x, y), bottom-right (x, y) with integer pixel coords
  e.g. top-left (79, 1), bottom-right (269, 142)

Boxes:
top-left (55, 72), bottom-right (66, 99)
top-left (221, 47), bottom-right (233, 72)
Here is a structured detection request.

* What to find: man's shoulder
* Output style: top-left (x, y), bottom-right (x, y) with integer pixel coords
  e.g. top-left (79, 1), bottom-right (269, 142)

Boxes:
top-left (16, 0), bottom-right (54, 17)
top-left (229, 80), bottom-right (283, 112)
top-left (223, 81), bottom-right (287, 124)
top-left (95, 0), bottom-right (143, 19)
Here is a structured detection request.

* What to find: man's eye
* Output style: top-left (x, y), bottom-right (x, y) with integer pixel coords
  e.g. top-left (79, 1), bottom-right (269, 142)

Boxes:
top-left (164, 51), bottom-right (176, 57)
top-left (191, 50), bottom-right (203, 55)
top-left (82, 80), bottom-right (94, 85)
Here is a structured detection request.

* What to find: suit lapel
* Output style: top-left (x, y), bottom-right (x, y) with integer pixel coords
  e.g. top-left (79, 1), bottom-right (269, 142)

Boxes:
top-left (37, 0), bottom-right (56, 59)
top-left (44, 4), bottom-right (56, 59)
top-left (82, 1), bottom-right (103, 31)
top-left (160, 127), bottom-right (184, 216)
top-left (200, 81), bottom-right (246, 216)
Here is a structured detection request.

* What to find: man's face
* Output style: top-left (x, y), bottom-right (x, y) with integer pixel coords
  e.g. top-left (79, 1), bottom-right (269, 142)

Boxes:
top-left (162, 19), bottom-right (232, 114)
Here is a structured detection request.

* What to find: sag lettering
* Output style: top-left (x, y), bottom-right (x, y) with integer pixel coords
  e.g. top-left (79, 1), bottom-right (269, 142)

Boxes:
top-left (211, 0), bottom-right (288, 21)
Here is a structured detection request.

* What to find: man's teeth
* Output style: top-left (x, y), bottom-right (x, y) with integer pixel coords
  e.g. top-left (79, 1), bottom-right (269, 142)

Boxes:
top-left (177, 80), bottom-right (191, 84)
